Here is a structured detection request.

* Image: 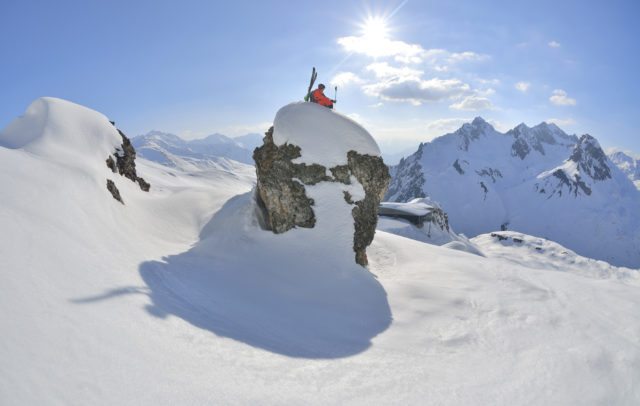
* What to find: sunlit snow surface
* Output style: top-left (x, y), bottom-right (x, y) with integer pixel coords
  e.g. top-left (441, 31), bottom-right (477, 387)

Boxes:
top-left (273, 102), bottom-right (380, 167)
top-left (1, 98), bottom-right (640, 405)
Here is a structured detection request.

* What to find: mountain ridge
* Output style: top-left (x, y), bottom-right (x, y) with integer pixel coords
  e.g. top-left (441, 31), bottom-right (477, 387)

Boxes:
top-left (387, 117), bottom-right (640, 268)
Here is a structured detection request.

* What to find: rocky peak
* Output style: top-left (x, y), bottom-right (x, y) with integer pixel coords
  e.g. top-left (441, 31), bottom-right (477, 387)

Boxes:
top-left (456, 116), bottom-right (497, 151)
top-left (507, 121), bottom-right (575, 159)
top-left (569, 134), bottom-right (612, 181)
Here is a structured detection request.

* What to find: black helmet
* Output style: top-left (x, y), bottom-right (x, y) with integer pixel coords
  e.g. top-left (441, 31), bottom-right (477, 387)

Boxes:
top-left (318, 83), bottom-right (325, 89)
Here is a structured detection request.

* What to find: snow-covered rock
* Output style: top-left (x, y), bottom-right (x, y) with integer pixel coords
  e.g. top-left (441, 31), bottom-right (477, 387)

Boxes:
top-left (387, 117), bottom-right (640, 268)
top-left (377, 198), bottom-right (482, 255)
top-left (254, 102), bottom-right (389, 265)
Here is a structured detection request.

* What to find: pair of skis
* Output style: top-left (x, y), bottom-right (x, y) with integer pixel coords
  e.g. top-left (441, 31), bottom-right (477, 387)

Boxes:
top-left (304, 67), bottom-right (337, 104)
top-left (304, 67), bottom-right (318, 102)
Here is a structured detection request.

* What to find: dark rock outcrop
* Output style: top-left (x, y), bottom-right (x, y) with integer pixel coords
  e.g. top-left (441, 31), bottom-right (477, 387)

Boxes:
top-left (106, 179), bottom-right (123, 204)
top-left (105, 126), bottom-right (151, 204)
top-left (112, 129), bottom-right (151, 192)
top-left (253, 127), bottom-right (390, 266)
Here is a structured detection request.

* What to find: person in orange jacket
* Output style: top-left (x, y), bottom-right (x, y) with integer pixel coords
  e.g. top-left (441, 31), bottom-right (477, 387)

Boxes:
top-left (310, 84), bottom-right (336, 109)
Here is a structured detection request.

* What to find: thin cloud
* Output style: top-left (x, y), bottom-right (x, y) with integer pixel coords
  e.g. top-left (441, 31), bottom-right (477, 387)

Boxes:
top-left (549, 89), bottom-right (576, 106)
top-left (515, 81), bottom-right (531, 92)
top-left (365, 62), bottom-right (422, 80)
top-left (330, 72), bottom-right (363, 87)
top-left (449, 95), bottom-right (493, 111)
top-left (548, 40), bottom-right (561, 48)
top-left (363, 77), bottom-right (471, 106)
top-left (547, 118), bottom-right (576, 127)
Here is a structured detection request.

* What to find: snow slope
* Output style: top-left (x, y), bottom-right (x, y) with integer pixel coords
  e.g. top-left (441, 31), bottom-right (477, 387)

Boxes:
top-left (2, 99), bottom-right (640, 405)
top-left (387, 118), bottom-right (640, 268)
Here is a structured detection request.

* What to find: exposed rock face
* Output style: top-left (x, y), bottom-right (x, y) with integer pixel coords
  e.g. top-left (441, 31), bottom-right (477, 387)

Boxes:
top-left (114, 129), bottom-right (151, 191)
top-left (346, 150), bottom-right (391, 265)
top-left (105, 126), bottom-right (150, 203)
top-left (385, 143), bottom-right (426, 201)
top-left (106, 179), bottom-right (123, 204)
top-left (254, 127), bottom-right (390, 266)
top-left (569, 134), bottom-right (612, 181)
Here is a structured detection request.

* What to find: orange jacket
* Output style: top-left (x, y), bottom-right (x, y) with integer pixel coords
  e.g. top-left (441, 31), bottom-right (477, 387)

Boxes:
top-left (311, 88), bottom-right (333, 107)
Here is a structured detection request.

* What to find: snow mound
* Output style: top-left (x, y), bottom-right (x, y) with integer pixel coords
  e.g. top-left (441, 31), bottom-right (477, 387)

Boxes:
top-left (0, 97), bottom-right (122, 166)
top-left (473, 231), bottom-right (639, 280)
top-left (272, 102), bottom-right (380, 167)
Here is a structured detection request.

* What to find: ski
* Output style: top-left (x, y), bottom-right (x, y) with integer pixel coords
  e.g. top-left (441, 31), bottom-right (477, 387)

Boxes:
top-left (304, 67), bottom-right (317, 102)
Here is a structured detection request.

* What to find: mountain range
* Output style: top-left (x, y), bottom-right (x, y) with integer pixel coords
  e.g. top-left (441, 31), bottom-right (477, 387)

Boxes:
top-left (131, 130), bottom-right (263, 168)
top-left (386, 117), bottom-right (640, 268)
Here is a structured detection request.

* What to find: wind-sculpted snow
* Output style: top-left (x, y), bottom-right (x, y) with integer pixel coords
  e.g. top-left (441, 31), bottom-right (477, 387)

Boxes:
top-left (139, 192), bottom-right (391, 358)
top-left (273, 102), bottom-right (380, 167)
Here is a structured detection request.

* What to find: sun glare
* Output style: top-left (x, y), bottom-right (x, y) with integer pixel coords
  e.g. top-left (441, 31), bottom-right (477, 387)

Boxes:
top-left (361, 16), bottom-right (389, 39)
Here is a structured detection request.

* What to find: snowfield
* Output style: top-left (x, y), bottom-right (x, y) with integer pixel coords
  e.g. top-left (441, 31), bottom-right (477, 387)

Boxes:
top-left (1, 98), bottom-right (640, 405)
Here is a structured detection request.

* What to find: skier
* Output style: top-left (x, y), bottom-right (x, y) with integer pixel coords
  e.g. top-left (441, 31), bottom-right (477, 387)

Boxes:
top-left (310, 84), bottom-right (336, 109)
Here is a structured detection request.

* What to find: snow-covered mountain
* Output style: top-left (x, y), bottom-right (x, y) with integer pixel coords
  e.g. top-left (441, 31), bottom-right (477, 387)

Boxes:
top-left (387, 117), bottom-right (640, 268)
top-left (2, 98), bottom-right (640, 404)
top-left (609, 150), bottom-right (640, 189)
top-left (132, 130), bottom-right (262, 168)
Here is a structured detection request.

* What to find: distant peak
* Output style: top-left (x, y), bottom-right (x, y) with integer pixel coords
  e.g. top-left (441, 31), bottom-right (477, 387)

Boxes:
top-left (471, 116), bottom-right (487, 125)
top-left (569, 134), bottom-right (611, 181)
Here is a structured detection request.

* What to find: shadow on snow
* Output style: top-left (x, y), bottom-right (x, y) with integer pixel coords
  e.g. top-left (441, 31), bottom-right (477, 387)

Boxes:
top-left (134, 192), bottom-right (392, 359)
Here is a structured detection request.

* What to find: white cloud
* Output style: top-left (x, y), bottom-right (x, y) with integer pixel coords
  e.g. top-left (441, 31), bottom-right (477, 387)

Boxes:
top-left (337, 34), bottom-right (489, 70)
top-left (476, 78), bottom-right (501, 86)
top-left (515, 81), bottom-right (531, 92)
top-left (363, 77), bottom-right (471, 105)
top-left (338, 35), bottom-right (425, 61)
top-left (548, 40), bottom-right (561, 48)
top-left (549, 89), bottom-right (576, 106)
top-left (365, 62), bottom-right (422, 80)
top-left (424, 118), bottom-right (473, 135)
top-left (449, 95), bottom-right (493, 111)
top-left (547, 118), bottom-right (576, 127)
top-left (447, 51), bottom-right (490, 63)
top-left (330, 72), bottom-right (363, 87)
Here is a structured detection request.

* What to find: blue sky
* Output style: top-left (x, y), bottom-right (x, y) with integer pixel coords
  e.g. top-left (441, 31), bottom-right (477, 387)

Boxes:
top-left (1, 0), bottom-right (639, 155)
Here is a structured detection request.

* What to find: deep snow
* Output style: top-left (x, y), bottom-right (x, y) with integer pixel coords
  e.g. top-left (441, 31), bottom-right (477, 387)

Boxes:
top-left (1, 98), bottom-right (640, 405)
top-left (273, 102), bottom-right (380, 167)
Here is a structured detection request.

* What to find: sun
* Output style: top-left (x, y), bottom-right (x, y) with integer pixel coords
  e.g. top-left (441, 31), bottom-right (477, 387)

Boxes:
top-left (361, 16), bottom-right (389, 40)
